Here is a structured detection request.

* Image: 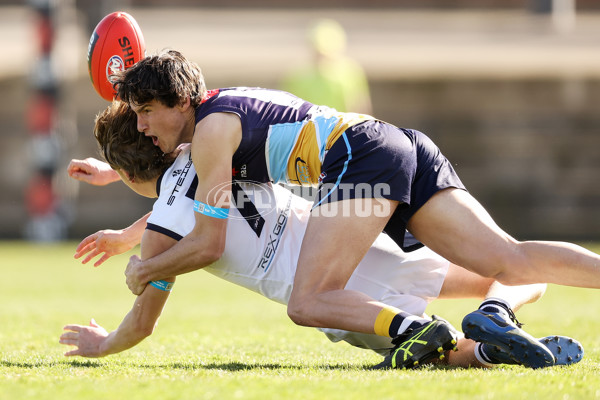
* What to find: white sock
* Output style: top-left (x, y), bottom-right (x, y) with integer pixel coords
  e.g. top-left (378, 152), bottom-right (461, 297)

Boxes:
top-left (479, 297), bottom-right (512, 319)
top-left (474, 343), bottom-right (496, 367)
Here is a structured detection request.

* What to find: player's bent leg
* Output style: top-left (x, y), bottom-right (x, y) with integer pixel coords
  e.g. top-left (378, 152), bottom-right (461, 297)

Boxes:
top-left (287, 198), bottom-right (399, 333)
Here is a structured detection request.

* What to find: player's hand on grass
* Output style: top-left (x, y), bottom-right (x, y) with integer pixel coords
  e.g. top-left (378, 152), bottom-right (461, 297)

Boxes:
top-left (75, 229), bottom-right (140, 267)
top-left (60, 319), bottom-right (108, 358)
top-left (125, 255), bottom-right (147, 296)
top-left (67, 157), bottom-right (121, 186)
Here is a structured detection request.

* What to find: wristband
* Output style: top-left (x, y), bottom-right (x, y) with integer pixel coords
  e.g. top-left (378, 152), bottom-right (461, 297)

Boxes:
top-left (149, 280), bottom-right (174, 292)
top-left (194, 200), bottom-right (229, 219)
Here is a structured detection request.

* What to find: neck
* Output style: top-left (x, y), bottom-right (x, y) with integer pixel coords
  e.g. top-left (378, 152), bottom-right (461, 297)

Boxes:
top-left (117, 169), bottom-right (159, 198)
top-left (133, 179), bottom-right (159, 198)
top-left (182, 107), bottom-right (196, 142)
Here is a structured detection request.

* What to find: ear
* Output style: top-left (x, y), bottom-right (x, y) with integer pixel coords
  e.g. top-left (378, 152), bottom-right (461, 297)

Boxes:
top-left (117, 168), bottom-right (135, 184)
top-left (176, 96), bottom-right (191, 112)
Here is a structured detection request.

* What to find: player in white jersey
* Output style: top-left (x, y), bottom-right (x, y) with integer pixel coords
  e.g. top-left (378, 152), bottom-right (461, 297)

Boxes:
top-left (63, 102), bottom-right (583, 367)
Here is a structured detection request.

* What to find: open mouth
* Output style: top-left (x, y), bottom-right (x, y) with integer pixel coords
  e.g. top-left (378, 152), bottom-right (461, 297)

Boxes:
top-left (151, 136), bottom-right (159, 146)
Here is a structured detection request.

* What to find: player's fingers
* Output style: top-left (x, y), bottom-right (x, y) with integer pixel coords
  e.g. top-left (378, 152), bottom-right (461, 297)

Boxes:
top-left (60, 331), bottom-right (78, 340)
top-left (75, 235), bottom-right (98, 253)
top-left (67, 161), bottom-right (83, 176)
top-left (63, 325), bottom-right (83, 332)
top-left (59, 333), bottom-right (76, 342)
top-left (69, 172), bottom-right (91, 183)
top-left (67, 159), bottom-right (85, 169)
top-left (94, 254), bottom-right (111, 267)
top-left (75, 245), bottom-right (96, 260)
top-left (64, 349), bottom-right (82, 357)
top-left (81, 249), bottom-right (101, 265)
top-left (59, 338), bottom-right (78, 346)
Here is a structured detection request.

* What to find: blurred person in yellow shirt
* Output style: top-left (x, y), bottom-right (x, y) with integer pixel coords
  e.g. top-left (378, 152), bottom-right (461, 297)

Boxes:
top-left (281, 19), bottom-right (372, 115)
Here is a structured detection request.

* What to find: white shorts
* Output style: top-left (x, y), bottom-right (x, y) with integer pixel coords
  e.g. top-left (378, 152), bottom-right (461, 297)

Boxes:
top-left (318, 235), bottom-right (449, 355)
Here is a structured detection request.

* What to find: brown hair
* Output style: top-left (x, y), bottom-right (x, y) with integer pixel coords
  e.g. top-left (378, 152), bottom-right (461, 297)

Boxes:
top-left (93, 101), bottom-right (174, 182)
top-left (114, 49), bottom-right (207, 108)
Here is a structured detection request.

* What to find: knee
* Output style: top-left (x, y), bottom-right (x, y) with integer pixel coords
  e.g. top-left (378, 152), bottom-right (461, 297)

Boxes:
top-left (490, 269), bottom-right (532, 286)
top-left (287, 292), bottom-right (317, 327)
top-left (485, 242), bottom-right (538, 285)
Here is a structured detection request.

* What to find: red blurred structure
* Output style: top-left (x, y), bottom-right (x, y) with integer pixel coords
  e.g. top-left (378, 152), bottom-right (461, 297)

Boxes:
top-left (24, 0), bottom-right (66, 241)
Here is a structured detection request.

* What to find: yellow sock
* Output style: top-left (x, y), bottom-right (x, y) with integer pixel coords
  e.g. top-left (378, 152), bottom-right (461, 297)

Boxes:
top-left (374, 306), bottom-right (398, 337)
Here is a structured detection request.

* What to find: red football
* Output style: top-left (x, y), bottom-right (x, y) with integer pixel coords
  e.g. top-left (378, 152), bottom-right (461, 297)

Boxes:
top-left (87, 12), bottom-right (145, 101)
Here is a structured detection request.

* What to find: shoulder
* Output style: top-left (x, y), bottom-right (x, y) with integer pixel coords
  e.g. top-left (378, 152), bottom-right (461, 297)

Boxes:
top-left (193, 112), bottom-right (242, 151)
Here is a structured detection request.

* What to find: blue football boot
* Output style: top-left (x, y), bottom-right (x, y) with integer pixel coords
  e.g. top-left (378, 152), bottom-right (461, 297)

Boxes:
top-left (539, 336), bottom-right (583, 365)
top-left (481, 335), bottom-right (583, 367)
top-left (462, 309), bottom-right (555, 369)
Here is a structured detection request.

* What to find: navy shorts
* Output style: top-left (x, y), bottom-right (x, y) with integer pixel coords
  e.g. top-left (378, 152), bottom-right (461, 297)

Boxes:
top-left (315, 120), bottom-right (465, 250)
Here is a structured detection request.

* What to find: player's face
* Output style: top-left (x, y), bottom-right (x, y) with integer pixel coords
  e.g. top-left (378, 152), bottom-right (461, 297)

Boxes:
top-left (131, 99), bottom-right (192, 154)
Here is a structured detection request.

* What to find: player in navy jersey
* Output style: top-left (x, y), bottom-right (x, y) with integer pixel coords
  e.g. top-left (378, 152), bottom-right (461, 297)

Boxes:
top-left (73, 49), bottom-right (600, 368)
top-left (63, 101), bottom-right (583, 367)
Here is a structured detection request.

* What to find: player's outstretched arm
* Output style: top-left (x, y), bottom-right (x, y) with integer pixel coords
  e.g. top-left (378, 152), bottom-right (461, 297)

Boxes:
top-left (60, 230), bottom-right (177, 357)
top-left (75, 212), bottom-right (151, 267)
top-left (67, 157), bottom-right (121, 186)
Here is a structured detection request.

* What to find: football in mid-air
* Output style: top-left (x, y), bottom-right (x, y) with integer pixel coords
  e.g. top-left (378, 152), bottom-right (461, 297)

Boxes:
top-left (87, 11), bottom-right (145, 101)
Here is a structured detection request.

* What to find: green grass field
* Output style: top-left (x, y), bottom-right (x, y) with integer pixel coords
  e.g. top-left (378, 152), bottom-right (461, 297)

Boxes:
top-left (1, 241), bottom-right (600, 400)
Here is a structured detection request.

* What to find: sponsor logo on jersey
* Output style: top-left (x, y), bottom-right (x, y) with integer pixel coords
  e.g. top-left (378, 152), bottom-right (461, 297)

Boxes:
top-left (167, 153), bottom-right (193, 206)
top-left (256, 193), bottom-right (292, 272)
top-left (294, 157), bottom-right (310, 184)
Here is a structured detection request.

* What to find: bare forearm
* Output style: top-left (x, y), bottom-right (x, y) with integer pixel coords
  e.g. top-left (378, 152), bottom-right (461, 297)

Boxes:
top-left (97, 291), bottom-right (165, 356)
top-left (123, 212), bottom-right (152, 246)
top-left (99, 316), bottom-right (151, 356)
top-left (137, 234), bottom-right (221, 283)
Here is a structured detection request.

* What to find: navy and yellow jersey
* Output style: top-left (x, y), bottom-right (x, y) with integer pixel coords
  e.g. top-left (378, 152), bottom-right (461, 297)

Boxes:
top-left (194, 87), bottom-right (373, 186)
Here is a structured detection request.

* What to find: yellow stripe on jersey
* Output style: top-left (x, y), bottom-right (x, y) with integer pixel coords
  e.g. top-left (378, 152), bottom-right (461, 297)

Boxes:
top-left (285, 112), bottom-right (374, 186)
top-left (286, 122), bottom-right (320, 185)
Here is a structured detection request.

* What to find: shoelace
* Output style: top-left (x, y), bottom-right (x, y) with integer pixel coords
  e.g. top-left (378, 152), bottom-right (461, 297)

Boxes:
top-left (507, 307), bottom-right (523, 328)
top-left (390, 328), bottom-right (414, 346)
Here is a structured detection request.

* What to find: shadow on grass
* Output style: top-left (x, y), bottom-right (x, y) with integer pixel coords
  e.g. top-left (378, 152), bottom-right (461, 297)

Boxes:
top-left (2, 358), bottom-right (467, 372)
top-left (163, 361), bottom-right (382, 371)
top-left (2, 358), bottom-right (380, 371)
top-left (1, 359), bottom-right (103, 368)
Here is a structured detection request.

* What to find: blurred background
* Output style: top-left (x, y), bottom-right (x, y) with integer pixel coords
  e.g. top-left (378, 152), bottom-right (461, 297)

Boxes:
top-left (1, 0), bottom-right (599, 242)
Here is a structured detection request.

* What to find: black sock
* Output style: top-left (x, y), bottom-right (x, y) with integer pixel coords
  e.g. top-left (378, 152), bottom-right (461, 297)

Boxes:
top-left (389, 311), bottom-right (428, 337)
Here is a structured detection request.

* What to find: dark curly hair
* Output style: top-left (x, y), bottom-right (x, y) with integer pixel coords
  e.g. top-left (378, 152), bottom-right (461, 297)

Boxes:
top-left (113, 49), bottom-right (207, 108)
top-left (93, 101), bottom-right (175, 182)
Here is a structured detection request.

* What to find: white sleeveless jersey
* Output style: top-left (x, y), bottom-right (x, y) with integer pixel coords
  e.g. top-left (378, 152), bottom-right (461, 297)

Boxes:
top-left (147, 144), bottom-right (450, 354)
top-left (147, 144), bottom-right (306, 304)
